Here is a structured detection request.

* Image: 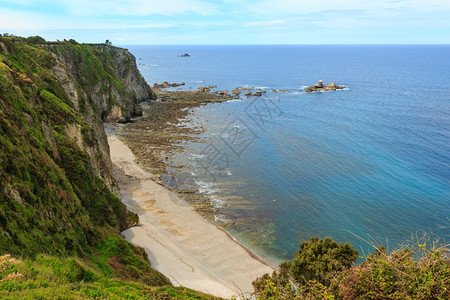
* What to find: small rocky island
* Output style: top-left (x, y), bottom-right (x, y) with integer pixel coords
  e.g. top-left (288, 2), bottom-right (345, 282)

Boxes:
top-left (304, 80), bottom-right (345, 92)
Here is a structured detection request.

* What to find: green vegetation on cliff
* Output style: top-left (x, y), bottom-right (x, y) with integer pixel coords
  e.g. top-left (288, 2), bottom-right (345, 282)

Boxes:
top-left (1, 35), bottom-right (130, 258)
top-left (0, 36), bottom-right (211, 299)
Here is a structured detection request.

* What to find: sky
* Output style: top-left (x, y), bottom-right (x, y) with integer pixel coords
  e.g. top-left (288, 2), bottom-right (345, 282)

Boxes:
top-left (0, 0), bottom-right (449, 45)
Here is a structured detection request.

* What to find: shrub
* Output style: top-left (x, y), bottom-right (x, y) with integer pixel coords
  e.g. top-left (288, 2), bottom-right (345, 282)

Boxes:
top-left (253, 237), bottom-right (449, 300)
top-left (336, 244), bottom-right (449, 299)
top-left (290, 237), bottom-right (358, 286)
top-left (25, 36), bottom-right (46, 44)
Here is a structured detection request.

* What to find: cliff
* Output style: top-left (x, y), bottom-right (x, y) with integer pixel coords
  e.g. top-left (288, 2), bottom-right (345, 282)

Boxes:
top-left (46, 42), bottom-right (156, 123)
top-left (0, 36), bottom-right (173, 288)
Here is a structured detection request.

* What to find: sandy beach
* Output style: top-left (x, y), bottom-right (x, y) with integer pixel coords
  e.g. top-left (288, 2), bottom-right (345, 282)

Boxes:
top-left (108, 135), bottom-right (273, 298)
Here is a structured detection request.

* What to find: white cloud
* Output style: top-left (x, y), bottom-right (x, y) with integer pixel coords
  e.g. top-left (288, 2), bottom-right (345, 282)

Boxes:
top-left (0, 9), bottom-right (175, 31)
top-left (61, 0), bottom-right (217, 16)
top-left (243, 20), bottom-right (287, 27)
top-left (256, 0), bottom-right (450, 14)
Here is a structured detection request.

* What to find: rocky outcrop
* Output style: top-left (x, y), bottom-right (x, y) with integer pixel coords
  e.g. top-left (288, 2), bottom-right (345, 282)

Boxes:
top-left (214, 90), bottom-right (229, 96)
top-left (194, 86), bottom-right (217, 93)
top-left (153, 82), bottom-right (185, 89)
top-left (304, 80), bottom-right (345, 92)
top-left (46, 44), bottom-right (156, 123)
top-left (232, 87), bottom-right (241, 95)
top-left (38, 43), bottom-right (158, 190)
top-left (245, 91), bottom-right (266, 97)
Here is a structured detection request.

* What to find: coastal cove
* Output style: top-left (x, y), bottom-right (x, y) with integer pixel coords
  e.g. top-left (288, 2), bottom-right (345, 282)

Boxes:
top-left (123, 45), bottom-right (450, 263)
top-left (107, 134), bottom-right (273, 298)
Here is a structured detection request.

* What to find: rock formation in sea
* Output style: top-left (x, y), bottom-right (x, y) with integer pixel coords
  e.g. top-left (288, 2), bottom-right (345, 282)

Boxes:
top-left (304, 80), bottom-right (345, 92)
top-left (153, 81), bottom-right (185, 89)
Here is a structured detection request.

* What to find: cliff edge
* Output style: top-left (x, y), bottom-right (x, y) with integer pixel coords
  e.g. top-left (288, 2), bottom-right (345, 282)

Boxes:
top-left (0, 36), bottom-right (171, 288)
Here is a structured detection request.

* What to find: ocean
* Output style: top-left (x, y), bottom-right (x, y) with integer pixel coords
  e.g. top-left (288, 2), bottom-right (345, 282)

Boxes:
top-left (125, 45), bottom-right (450, 264)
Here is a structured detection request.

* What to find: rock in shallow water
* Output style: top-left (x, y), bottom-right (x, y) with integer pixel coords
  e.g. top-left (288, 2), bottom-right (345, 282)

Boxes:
top-left (304, 80), bottom-right (345, 92)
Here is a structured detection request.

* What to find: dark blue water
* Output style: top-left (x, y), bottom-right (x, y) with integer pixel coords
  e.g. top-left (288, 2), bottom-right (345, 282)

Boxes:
top-left (126, 45), bottom-right (450, 264)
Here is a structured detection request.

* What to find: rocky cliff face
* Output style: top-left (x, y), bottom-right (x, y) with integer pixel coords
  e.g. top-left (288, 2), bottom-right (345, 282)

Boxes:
top-left (43, 42), bottom-right (156, 190)
top-left (0, 36), bottom-right (154, 258)
top-left (46, 43), bottom-right (156, 124)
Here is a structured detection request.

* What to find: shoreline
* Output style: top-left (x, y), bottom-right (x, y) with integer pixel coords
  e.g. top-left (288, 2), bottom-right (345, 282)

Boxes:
top-left (108, 133), bottom-right (274, 298)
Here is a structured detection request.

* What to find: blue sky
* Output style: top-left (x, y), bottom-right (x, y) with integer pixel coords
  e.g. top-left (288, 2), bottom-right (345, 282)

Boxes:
top-left (0, 0), bottom-right (449, 44)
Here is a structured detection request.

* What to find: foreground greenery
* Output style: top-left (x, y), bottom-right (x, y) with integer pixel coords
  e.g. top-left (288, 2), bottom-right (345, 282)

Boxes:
top-left (252, 237), bottom-right (449, 299)
top-left (0, 253), bottom-right (214, 299)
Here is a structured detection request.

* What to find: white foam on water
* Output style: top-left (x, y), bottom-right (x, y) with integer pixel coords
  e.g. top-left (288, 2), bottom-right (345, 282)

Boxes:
top-left (195, 180), bottom-right (216, 195)
top-left (210, 195), bottom-right (226, 208)
top-left (214, 214), bottom-right (231, 223)
top-left (189, 153), bottom-right (205, 159)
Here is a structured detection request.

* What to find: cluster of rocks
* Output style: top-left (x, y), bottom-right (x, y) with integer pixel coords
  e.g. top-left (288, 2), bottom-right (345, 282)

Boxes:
top-left (245, 90), bottom-right (266, 97)
top-left (153, 82), bottom-right (185, 89)
top-left (304, 80), bottom-right (345, 93)
top-left (194, 85), bottom-right (217, 93)
top-left (231, 86), bottom-right (269, 97)
top-left (214, 90), bottom-right (229, 96)
top-left (193, 86), bottom-right (231, 96)
top-left (153, 81), bottom-right (346, 100)
top-left (231, 87), bottom-right (252, 96)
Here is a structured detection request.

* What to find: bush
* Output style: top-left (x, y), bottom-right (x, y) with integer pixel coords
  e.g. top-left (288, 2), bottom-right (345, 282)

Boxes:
top-left (337, 244), bottom-right (449, 299)
top-left (25, 36), bottom-right (46, 44)
top-left (253, 237), bottom-right (449, 300)
top-left (290, 237), bottom-right (358, 286)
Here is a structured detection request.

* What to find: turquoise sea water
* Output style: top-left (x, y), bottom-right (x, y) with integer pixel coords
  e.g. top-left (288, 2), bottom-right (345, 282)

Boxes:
top-left (126, 45), bottom-right (450, 264)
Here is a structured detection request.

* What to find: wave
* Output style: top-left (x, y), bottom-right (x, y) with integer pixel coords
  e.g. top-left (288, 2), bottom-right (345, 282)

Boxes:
top-left (214, 214), bottom-right (231, 223)
top-left (195, 179), bottom-right (216, 195)
top-left (210, 196), bottom-right (226, 208)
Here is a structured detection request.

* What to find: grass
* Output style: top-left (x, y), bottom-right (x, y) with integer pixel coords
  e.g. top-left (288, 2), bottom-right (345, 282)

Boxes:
top-left (0, 254), bottom-right (215, 299)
